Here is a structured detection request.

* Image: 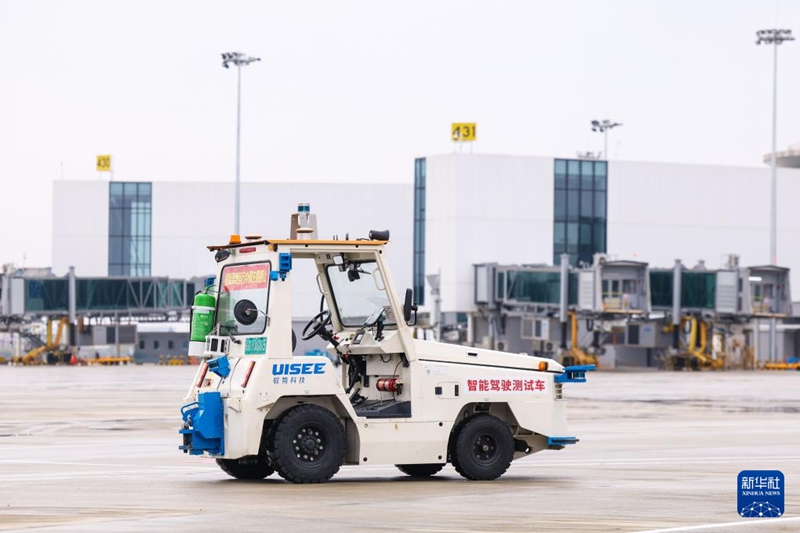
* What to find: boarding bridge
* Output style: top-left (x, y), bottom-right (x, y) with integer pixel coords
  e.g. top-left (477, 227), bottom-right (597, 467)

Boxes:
top-left (475, 264), bottom-right (577, 311)
top-left (649, 264), bottom-right (792, 318)
top-left (0, 270), bottom-right (195, 320)
top-left (576, 259), bottom-right (650, 315)
top-left (471, 257), bottom-right (793, 368)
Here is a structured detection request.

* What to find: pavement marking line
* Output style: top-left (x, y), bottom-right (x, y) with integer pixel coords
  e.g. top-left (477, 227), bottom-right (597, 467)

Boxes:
top-left (0, 470), bottom-right (214, 482)
top-left (407, 529), bottom-right (497, 533)
top-left (0, 459), bottom-right (213, 470)
top-left (511, 457), bottom-right (800, 468)
top-left (633, 516), bottom-right (800, 533)
top-left (516, 455), bottom-right (800, 466)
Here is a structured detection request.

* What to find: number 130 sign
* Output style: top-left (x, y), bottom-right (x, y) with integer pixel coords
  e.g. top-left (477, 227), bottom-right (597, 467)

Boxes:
top-left (451, 123), bottom-right (476, 142)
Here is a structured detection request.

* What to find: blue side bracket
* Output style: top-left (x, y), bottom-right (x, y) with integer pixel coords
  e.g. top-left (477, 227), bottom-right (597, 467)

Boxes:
top-left (206, 355), bottom-right (230, 378)
top-left (271, 253), bottom-right (293, 281)
top-left (554, 364), bottom-right (596, 384)
top-left (179, 391), bottom-right (225, 456)
top-left (547, 436), bottom-right (579, 448)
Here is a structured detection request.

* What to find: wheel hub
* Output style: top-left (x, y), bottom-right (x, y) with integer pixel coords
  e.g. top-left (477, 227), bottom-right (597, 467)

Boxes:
top-left (293, 426), bottom-right (325, 462)
top-left (473, 434), bottom-right (497, 462)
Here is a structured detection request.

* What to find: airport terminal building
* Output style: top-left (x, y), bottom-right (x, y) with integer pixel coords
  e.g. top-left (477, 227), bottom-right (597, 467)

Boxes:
top-left (50, 153), bottom-right (800, 364)
top-left (413, 154), bottom-right (800, 315)
top-left (51, 180), bottom-right (414, 320)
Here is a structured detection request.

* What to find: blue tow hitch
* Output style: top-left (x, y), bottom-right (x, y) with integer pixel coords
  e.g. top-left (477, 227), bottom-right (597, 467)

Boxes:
top-left (179, 391), bottom-right (225, 456)
top-left (554, 364), bottom-right (596, 384)
top-left (548, 365), bottom-right (595, 450)
top-left (547, 436), bottom-right (579, 449)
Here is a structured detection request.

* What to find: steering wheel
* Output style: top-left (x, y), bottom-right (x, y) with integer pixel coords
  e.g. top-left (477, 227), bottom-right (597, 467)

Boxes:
top-left (302, 310), bottom-right (332, 340)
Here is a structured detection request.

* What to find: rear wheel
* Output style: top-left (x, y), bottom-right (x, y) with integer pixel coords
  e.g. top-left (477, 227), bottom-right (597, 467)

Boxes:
top-left (216, 456), bottom-right (274, 480)
top-left (271, 405), bottom-right (346, 484)
top-left (452, 415), bottom-right (514, 481)
top-left (396, 463), bottom-right (445, 477)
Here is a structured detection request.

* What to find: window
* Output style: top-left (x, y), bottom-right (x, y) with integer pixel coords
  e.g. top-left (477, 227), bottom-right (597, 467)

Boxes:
top-left (553, 159), bottom-right (607, 265)
top-left (168, 340), bottom-right (174, 350)
top-left (413, 158), bottom-right (426, 305)
top-left (109, 182), bottom-right (152, 276)
top-left (623, 280), bottom-right (637, 294)
top-left (553, 223), bottom-right (566, 253)
top-left (326, 262), bottom-right (395, 328)
top-left (554, 160), bottom-right (567, 189)
top-left (217, 262), bottom-right (271, 336)
top-left (154, 340), bottom-right (160, 349)
top-left (139, 340), bottom-right (145, 350)
top-left (603, 279), bottom-right (620, 297)
top-left (496, 271), bottom-right (506, 300)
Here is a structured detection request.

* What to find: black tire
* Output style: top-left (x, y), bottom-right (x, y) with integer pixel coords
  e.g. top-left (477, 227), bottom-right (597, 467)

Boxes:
top-left (452, 415), bottom-right (514, 481)
top-left (271, 405), bottom-right (346, 483)
top-left (216, 455), bottom-right (274, 480)
top-left (263, 412), bottom-right (288, 467)
top-left (448, 417), bottom-right (470, 472)
top-left (396, 463), bottom-right (445, 477)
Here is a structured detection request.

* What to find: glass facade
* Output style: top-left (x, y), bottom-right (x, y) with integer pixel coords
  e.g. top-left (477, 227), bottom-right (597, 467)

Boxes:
top-left (500, 270), bottom-right (578, 306)
top-left (413, 158), bottom-right (426, 305)
top-left (553, 159), bottom-right (607, 266)
top-left (109, 182), bottom-right (152, 276)
top-left (649, 271), bottom-right (716, 310)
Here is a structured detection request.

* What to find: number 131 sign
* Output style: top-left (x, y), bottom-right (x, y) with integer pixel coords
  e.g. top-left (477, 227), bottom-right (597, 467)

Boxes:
top-left (451, 123), bottom-right (476, 142)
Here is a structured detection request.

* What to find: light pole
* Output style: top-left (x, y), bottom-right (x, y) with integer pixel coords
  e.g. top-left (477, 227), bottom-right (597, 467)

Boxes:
top-left (756, 29), bottom-right (793, 364)
top-left (222, 51), bottom-right (261, 235)
top-left (756, 29), bottom-right (793, 265)
top-left (591, 119), bottom-right (623, 159)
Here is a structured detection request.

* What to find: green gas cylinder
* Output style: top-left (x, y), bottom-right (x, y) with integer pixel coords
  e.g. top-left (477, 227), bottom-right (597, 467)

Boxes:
top-left (190, 292), bottom-right (216, 342)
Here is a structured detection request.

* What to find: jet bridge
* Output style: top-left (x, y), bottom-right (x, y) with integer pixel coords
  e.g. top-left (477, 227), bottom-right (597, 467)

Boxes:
top-left (649, 264), bottom-right (792, 319)
top-left (1, 272), bottom-right (194, 319)
top-left (471, 257), bottom-right (793, 369)
top-left (1, 269), bottom-right (196, 364)
top-left (577, 259), bottom-right (650, 315)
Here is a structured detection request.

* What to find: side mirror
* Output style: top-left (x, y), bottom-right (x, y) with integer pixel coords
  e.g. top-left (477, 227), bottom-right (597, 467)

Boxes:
top-left (403, 288), bottom-right (418, 325)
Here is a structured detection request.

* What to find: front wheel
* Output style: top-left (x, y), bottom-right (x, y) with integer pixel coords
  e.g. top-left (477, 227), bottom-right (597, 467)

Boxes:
top-left (216, 456), bottom-right (274, 480)
top-left (396, 463), bottom-right (445, 477)
top-left (271, 405), bottom-right (346, 483)
top-left (452, 415), bottom-right (514, 481)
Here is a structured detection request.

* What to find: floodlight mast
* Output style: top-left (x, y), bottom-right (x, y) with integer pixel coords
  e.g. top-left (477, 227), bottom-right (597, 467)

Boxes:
top-left (755, 29), bottom-right (793, 267)
top-left (756, 29), bottom-right (793, 364)
top-left (221, 51), bottom-right (261, 235)
top-left (590, 119), bottom-right (622, 159)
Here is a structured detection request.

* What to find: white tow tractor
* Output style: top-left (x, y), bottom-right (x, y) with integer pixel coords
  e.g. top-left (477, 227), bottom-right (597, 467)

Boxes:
top-left (179, 206), bottom-right (594, 483)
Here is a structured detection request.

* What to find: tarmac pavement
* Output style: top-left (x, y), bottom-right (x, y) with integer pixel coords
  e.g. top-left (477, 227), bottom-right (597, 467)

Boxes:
top-left (1, 366), bottom-right (798, 532)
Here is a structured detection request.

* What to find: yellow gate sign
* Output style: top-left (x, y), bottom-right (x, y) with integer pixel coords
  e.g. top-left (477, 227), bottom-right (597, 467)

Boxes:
top-left (451, 123), bottom-right (476, 142)
top-left (96, 155), bottom-right (112, 172)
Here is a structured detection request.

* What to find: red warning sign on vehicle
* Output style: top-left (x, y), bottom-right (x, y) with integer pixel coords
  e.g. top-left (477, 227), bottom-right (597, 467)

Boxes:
top-left (222, 263), bottom-right (269, 291)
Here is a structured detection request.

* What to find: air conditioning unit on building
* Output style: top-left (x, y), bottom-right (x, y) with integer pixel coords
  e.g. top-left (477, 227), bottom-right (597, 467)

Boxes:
top-left (521, 317), bottom-right (552, 340)
top-left (624, 323), bottom-right (657, 347)
top-left (530, 339), bottom-right (555, 356)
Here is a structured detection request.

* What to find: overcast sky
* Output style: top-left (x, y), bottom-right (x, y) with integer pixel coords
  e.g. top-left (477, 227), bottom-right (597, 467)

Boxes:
top-left (1, 0), bottom-right (799, 268)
